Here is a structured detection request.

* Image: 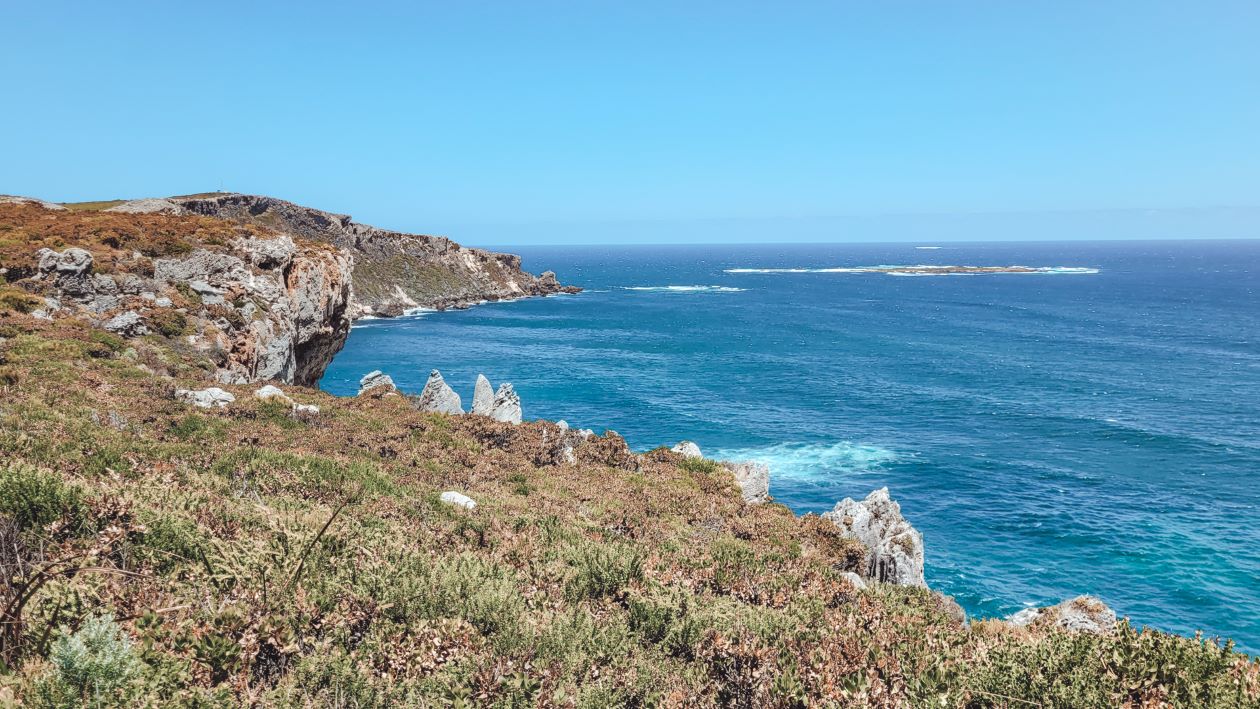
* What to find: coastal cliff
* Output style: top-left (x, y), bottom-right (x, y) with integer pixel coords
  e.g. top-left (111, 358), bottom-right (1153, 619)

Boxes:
top-left (0, 193), bottom-right (577, 385)
top-left (106, 193), bottom-right (580, 318)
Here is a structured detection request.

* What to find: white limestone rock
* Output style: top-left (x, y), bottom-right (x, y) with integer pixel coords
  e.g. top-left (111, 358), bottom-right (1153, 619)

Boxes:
top-left (471, 374), bottom-right (495, 416)
top-left (175, 387), bottom-right (236, 409)
top-left (822, 487), bottom-right (926, 587)
top-left (671, 441), bottom-right (703, 459)
top-left (358, 370), bottom-right (397, 396)
top-left (416, 369), bottom-right (463, 414)
top-left (722, 461), bottom-right (770, 504)
top-left (439, 491), bottom-right (477, 510)
top-left (103, 311), bottom-right (148, 337)
top-left (1008, 595), bottom-right (1116, 634)
top-left (840, 572), bottom-right (867, 590)
top-left (292, 403), bottom-right (320, 415)
top-left (489, 382), bottom-right (522, 424)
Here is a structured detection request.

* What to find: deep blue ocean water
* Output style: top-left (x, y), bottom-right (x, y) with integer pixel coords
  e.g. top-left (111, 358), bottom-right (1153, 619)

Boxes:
top-left (322, 241), bottom-right (1260, 653)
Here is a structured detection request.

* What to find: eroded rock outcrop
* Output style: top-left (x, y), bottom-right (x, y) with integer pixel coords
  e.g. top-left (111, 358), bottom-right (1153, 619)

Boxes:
top-left (722, 461), bottom-right (770, 504)
top-left (823, 488), bottom-right (926, 587)
top-left (176, 387), bottom-right (236, 409)
top-left (472, 374), bottom-right (495, 416)
top-left (358, 370), bottom-right (397, 396)
top-left (128, 193), bottom-right (581, 317)
top-left (414, 369), bottom-right (463, 414)
top-left (490, 383), bottom-right (522, 424)
top-left (1008, 596), bottom-right (1116, 634)
top-left (671, 441), bottom-right (703, 459)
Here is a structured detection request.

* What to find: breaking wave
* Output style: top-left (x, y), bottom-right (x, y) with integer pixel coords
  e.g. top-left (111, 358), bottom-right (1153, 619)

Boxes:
top-left (709, 441), bottom-right (898, 481)
top-left (622, 285), bottom-right (747, 292)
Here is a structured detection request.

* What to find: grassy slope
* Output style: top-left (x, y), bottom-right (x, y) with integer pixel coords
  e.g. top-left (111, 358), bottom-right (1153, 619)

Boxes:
top-left (0, 209), bottom-right (1257, 707)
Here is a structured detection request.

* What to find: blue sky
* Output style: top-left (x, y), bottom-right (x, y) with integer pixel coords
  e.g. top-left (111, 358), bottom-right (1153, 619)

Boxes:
top-left (2, 1), bottom-right (1257, 244)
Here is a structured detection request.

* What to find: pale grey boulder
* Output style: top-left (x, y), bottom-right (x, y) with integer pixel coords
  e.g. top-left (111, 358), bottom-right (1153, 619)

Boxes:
top-left (416, 369), bottom-right (463, 414)
top-left (358, 370), bottom-right (397, 396)
top-left (722, 461), bottom-right (770, 504)
top-left (472, 374), bottom-right (495, 416)
top-left (37, 247), bottom-right (93, 276)
top-left (671, 441), bottom-right (703, 459)
top-left (840, 572), bottom-right (867, 590)
top-left (439, 491), bottom-right (477, 510)
top-left (1008, 595), bottom-right (1116, 634)
top-left (489, 382), bottom-right (522, 424)
top-left (292, 403), bottom-right (320, 415)
top-left (103, 311), bottom-right (148, 337)
top-left (175, 387), bottom-right (236, 409)
top-left (822, 487), bottom-right (926, 588)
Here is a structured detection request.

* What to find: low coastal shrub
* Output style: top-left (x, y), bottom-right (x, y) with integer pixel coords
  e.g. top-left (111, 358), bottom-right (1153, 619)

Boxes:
top-left (29, 614), bottom-right (140, 708)
top-left (0, 463), bottom-right (86, 534)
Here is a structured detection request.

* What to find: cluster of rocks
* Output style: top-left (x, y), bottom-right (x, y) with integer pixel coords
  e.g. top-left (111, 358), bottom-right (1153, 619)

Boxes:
top-left (22, 236), bottom-right (352, 387)
top-left (357, 369), bottom-right (523, 424)
top-left (668, 441), bottom-right (770, 505)
top-left (174, 384), bottom-right (319, 415)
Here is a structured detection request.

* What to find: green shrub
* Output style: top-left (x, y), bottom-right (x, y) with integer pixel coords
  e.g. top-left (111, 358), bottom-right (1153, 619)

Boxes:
top-left (0, 287), bottom-right (42, 314)
top-left (566, 540), bottom-right (643, 600)
top-left (679, 457), bottom-right (722, 475)
top-left (31, 614), bottom-right (141, 707)
top-left (146, 311), bottom-right (189, 338)
top-left (0, 463), bottom-right (86, 534)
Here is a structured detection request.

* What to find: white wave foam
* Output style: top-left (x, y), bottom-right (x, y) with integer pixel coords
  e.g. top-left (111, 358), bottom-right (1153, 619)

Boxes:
top-left (622, 285), bottom-right (746, 292)
top-left (709, 441), bottom-right (898, 481)
top-left (915, 246), bottom-right (943, 250)
top-left (724, 265), bottom-right (1098, 276)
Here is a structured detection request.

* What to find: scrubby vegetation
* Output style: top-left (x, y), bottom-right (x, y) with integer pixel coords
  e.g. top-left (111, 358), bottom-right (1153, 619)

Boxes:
top-left (0, 314), bottom-right (1255, 707)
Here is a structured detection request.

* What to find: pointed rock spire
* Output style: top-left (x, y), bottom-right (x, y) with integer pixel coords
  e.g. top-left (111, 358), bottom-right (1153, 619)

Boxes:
top-left (822, 488), bottom-right (925, 588)
top-left (490, 382), bottom-right (522, 424)
top-left (357, 370), bottom-right (396, 396)
top-left (472, 374), bottom-right (495, 416)
top-left (415, 369), bottom-right (463, 414)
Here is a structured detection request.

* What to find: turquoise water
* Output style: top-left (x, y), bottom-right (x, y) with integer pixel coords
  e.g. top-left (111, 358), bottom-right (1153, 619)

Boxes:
top-left (322, 241), bottom-right (1260, 653)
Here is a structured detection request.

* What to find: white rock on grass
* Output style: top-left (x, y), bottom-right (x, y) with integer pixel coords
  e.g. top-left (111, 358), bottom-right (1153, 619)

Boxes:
top-left (416, 369), bottom-right (463, 414)
top-left (472, 374), bottom-right (495, 416)
top-left (722, 461), bottom-right (770, 504)
top-left (176, 387), bottom-right (235, 409)
top-left (357, 370), bottom-right (396, 396)
top-left (839, 572), bottom-right (867, 590)
top-left (822, 487), bottom-right (926, 587)
top-left (103, 311), bottom-right (148, 337)
top-left (1008, 595), bottom-right (1116, 634)
top-left (490, 383), bottom-right (522, 424)
top-left (292, 403), bottom-right (320, 415)
top-left (254, 384), bottom-right (291, 401)
top-left (671, 441), bottom-right (703, 459)
top-left (439, 491), bottom-right (477, 510)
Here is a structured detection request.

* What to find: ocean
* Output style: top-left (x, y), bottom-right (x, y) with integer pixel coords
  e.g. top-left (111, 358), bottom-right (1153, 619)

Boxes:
top-left (321, 240), bottom-right (1260, 653)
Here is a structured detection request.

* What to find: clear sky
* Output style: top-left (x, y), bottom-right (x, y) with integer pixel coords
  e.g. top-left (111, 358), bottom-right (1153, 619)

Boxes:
top-left (2, 1), bottom-right (1257, 244)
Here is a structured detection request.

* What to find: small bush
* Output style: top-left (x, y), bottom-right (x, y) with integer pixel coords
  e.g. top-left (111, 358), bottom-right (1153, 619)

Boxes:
top-left (0, 463), bottom-right (86, 534)
top-left (0, 287), bottom-right (43, 314)
top-left (679, 457), bottom-right (722, 475)
top-left (146, 311), bottom-right (189, 338)
top-left (566, 541), bottom-right (643, 600)
top-left (32, 614), bottom-right (141, 707)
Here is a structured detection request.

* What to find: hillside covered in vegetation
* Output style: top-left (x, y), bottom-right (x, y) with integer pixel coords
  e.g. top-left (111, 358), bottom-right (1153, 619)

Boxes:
top-left (0, 199), bottom-right (1257, 707)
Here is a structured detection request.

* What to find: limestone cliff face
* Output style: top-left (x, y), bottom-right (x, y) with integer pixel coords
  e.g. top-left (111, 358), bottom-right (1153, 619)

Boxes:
top-left (4, 200), bottom-right (352, 386)
top-left (127, 193), bottom-right (580, 318)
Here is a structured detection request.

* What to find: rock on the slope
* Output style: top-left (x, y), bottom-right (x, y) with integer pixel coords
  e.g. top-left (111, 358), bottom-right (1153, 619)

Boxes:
top-left (150, 238), bottom-right (353, 386)
top-left (722, 461), bottom-right (770, 504)
top-left (840, 572), bottom-right (867, 590)
top-left (254, 384), bottom-right (294, 404)
top-left (292, 403), bottom-right (320, 415)
top-left (104, 198), bottom-right (184, 215)
top-left (471, 374), bottom-right (495, 416)
top-left (1008, 596), bottom-right (1116, 634)
top-left (415, 369), bottom-right (463, 414)
top-left (671, 441), bottom-right (703, 459)
top-left (822, 488), bottom-right (926, 587)
top-left (103, 311), bottom-right (148, 337)
top-left (439, 491), bottom-right (477, 510)
top-left (169, 193), bottom-right (579, 317)
top-left (490, 383), bottom-right (522, 424)
top-left (358, 370), bottom-right (396, 396)
top-left (0, 195), bottom-right (66, 211)
top-left (175, 387), bottom-right (236, 409)
top-left (934, 591), bottom-right (968, 627)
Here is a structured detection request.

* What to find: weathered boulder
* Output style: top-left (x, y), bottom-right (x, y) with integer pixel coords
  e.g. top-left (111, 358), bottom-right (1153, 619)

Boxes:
top-left (439, 491), bottom-right (477, 510)
top-left (472, 374), bottom-right (495, 416)
top-left (292, 403), bottom-right (320, 415)
top-left (175, 387), bottom-right (236, 409)
top-left (1008, 595), bottom-right (1116, 634)
top-left (722, 461), bottom-right (770, 504)
top-left (254, 384), bottom-right (295, 405)
top-left (933, 591), bottom-right (968, 627)
top-left (38, 247), bottom-right (93, 275)
top-left (358, 370), bottom-right (396, 396)
top-left (490, 382), bottom-right (522, 424)
top-left (822, 488), bottom-right (926, 587)
top-left (103, 311), bottom-right (148, 337)
top-left (671, 441), bottom-right (703, 459)
top-left (840, 572), bottom-right (867, 590)
top-left (415, 369), bottom-right (463, 414)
